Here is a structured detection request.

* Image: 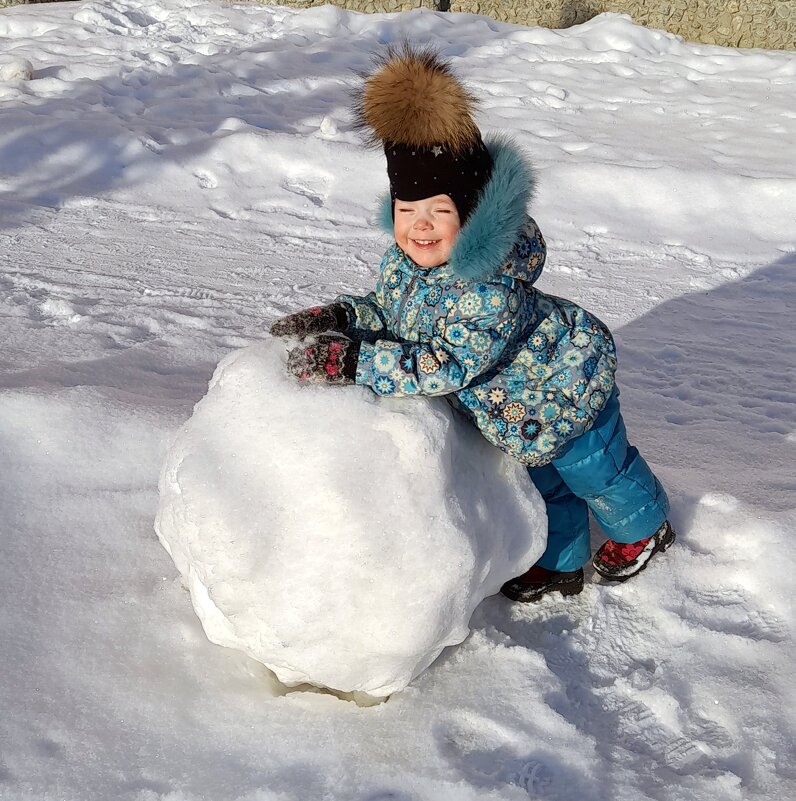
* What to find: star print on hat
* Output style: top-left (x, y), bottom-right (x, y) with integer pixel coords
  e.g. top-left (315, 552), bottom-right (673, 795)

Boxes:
top-left (352, 43), bottom-right (494, 224)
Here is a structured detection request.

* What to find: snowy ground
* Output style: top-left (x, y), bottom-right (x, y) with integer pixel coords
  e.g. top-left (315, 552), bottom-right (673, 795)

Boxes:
top-left (1, 1), bottom-right (795, 800)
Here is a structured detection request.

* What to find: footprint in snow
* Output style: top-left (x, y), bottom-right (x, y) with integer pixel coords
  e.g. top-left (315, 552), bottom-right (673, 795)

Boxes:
top-left (435, 712), bottom-right (593, 799)
top-left (514, 760), bottom-right (554, 795)
top-left (603, 694), bottom-right (712, 774)
top-left (578, 595), bottom-right (659, 685)
top-left (683, 587), bottom-right (788, 643)
top-left (686, 716), bottom-right (736, 753)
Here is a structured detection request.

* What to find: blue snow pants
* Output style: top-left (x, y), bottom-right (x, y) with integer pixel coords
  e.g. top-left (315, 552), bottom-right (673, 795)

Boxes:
top-left (527, 389), bottom-right (669, 572)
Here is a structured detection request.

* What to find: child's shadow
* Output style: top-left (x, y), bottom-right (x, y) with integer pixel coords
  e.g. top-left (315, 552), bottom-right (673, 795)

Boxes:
top-left (434, 251), bottom-right (795, 798)
top-left (612, 249), bottom-right (796, 520)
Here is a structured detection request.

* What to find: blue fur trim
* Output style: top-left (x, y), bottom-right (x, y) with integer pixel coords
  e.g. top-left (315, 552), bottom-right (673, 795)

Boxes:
top-left (375, 135), bottom-right (535, 281)
top-left (378, 192), bottom-right (393, 233)
top-left (449, 135), bottom-right (535, 281)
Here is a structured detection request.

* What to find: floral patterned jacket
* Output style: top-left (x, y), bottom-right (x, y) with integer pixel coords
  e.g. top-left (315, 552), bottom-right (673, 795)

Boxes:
top-left (338, 138), bottom-right (617, 467)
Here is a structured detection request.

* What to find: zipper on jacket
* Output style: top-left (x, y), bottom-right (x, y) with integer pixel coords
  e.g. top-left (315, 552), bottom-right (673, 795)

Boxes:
top-left (396, 273), bottom-right (419, 340)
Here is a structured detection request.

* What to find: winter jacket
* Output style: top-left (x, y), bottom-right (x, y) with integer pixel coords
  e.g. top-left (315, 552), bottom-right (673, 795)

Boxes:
top-left (338, 137), bottom-right (616, 467)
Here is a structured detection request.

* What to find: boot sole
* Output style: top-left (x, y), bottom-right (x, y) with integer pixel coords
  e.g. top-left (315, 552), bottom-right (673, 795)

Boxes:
top-left (593, 525), bottom-right (676, 582)
top-left (501, 571), bottom-right (585, 603)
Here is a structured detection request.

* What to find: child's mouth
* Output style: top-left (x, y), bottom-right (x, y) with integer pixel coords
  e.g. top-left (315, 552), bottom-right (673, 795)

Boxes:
top-left (412, 239), bottom-right (440, 249)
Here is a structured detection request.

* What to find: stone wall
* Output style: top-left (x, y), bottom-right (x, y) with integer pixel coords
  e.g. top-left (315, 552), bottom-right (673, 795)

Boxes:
top-left (448, 0), bottom-right (795, 49)
top-left (1, 0), bottom-right (793, 50)
top-left (250, 0), bottom-right (796, 50)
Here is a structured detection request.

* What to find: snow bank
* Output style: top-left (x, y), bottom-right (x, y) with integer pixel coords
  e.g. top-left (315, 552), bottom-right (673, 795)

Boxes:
top-left (155, 339), bottom-right (546, 697)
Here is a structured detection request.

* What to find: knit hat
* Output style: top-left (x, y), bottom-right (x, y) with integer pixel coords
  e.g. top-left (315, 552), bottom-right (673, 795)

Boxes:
top-left (353, 44), bottom-right (493, 224)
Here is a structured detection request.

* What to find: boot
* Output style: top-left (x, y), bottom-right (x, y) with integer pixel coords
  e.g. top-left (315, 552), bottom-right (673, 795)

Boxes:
top-left (592, 520), bottom-right (676, 582)
top-left (501, 565), bottom-right (585, 603)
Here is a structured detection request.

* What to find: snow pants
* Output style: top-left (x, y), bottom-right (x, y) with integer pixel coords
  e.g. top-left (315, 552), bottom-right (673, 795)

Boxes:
top-left (527, 389), bottom-right (669, 572)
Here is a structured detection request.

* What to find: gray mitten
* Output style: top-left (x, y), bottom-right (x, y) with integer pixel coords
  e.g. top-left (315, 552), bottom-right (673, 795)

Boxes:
top-left (270, 303), bottom-right (350, 339)
top-left (287, 334), bottom-right (360, 385)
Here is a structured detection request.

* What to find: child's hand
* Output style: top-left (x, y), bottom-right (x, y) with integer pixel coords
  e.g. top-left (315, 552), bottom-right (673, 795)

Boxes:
top-left (270, 303), bottom-right (350, 339)
top-left (287, 334), bottom-right (359, 385)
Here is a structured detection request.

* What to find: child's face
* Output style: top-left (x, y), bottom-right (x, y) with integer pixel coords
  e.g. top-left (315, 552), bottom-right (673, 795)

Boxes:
top-left (393, 195), bottom-right (461, 268)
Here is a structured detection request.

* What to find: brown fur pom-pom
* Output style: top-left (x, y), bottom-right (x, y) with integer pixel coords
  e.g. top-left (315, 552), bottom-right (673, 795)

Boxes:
top-left (353, 44), bottom-right (482, 154)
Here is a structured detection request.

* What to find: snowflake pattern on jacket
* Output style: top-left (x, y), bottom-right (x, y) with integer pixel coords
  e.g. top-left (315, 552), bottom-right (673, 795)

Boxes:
top-left (338, 214), bottom-right (617, 467)
top-left (331, 137), bottom-right (617, 466)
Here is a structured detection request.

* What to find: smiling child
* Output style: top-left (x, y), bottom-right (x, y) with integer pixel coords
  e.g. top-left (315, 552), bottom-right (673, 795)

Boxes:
top-left (270, 45), bottom-right (674, 600)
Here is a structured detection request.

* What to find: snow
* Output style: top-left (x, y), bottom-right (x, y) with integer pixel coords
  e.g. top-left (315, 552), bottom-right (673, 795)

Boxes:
top-left (0, 0), bottom-right (794, 799)
top-left (155, 339), bottom-right (546, 697)
top-left (0, 55), bottom-right (33, 81)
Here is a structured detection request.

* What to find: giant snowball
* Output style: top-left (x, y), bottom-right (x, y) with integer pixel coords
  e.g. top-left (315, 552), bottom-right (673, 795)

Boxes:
top-left (156, 339), bottom-right (547, 697)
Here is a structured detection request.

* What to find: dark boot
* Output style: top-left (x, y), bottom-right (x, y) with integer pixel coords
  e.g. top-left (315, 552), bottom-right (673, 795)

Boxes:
top-left (501, 565), bottom-right (585, 603)
top-left (592, 520), bottom-right (676, 581)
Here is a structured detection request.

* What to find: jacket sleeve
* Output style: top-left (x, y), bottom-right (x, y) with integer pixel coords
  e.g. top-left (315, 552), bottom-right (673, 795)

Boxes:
top-left (519, 217), bottom-right (546, 287)
top-left (335, 291), bottom-right (389, 341)
top-left (355, 281), bottom-right (523, 397)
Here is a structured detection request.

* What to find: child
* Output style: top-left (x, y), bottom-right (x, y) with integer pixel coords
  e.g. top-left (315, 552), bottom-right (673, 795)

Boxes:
top-left (271, 46), bottom-right (674, 602)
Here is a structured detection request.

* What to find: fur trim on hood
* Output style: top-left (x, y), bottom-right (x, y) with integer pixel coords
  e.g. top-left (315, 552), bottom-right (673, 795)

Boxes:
top-left (377, 135), bottom-right (536, 282)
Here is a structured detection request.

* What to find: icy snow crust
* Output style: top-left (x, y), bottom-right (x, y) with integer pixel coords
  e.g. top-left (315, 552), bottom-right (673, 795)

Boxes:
top-left (156, 340), bottom-right (546, 696)
top-left (2, 0), bottom-right (796, 799)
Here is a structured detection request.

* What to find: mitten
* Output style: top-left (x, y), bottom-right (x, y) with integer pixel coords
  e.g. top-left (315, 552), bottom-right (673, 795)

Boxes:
top-left (270, 303), bottom-right (351, 339)
top-left (287, 334), bottom-right (360, 385)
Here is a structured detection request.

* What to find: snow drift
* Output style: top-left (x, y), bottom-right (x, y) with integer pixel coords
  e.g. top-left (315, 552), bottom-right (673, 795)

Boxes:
top-left (155, 338), bottom-right (546, 697)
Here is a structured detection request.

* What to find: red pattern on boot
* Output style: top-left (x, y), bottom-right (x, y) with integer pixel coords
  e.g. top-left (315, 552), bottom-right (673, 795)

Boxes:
top-left (596, 536), bottom-right (652, 566)
top-left (592, 521), bottom-right (676, 581)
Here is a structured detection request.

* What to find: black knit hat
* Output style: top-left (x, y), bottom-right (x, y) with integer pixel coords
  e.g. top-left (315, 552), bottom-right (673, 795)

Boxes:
top-left (354, 44), bottom-right (493, 224)
top-left (384, 139), bottom-right (492, 224)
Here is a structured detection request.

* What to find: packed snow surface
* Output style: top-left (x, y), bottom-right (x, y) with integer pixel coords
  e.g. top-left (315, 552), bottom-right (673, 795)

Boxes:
top-left (1, 0), bottom-right (795, 799)
top-left (156, 339), bottom-right (546, 697)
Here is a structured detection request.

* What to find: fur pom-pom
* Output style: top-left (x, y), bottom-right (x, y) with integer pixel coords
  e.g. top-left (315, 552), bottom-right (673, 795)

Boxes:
top-left (353, 43), bottom-right (481, 154)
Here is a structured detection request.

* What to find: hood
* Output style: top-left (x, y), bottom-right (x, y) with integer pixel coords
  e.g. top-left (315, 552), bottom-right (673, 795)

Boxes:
top-left (377, 135), bottom-right (539, 283)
